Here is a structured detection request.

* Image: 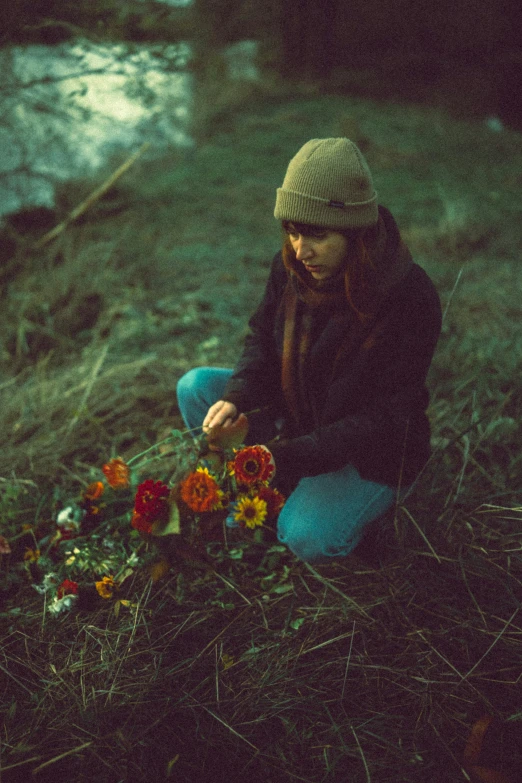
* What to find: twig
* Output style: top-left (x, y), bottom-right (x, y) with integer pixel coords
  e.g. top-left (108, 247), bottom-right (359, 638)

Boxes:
top-left (32, 143), bottom-right (150, 250)
top-left (341, 621), bottom-right (356, 700)
top-left (351, 725), bottom-right (371, 782)
top-left (301, 630), bottom-right (357, 656)
top-left (65, 343), bottom-right (109, 437)
top-left (304, 564), bottom-right (373, 619)
top-left (215, 644), bottom-right (220, 705)
top-left (460, 607), bottom-right (520, 684)
top-left (0, 661), bottom-right (35, 696)
top-left (32, 742), bottom-right (92, 775)
top-left (416, 631), bottom-right (465, 680)
top-left (458, 548), bottom-right (488, 628)
top-left (192, 606), bottom-right (251, 662)
top-left (191, 701), bottom-right (259, 751)
top-left (401, 507), bottom-right (441, 564)
top-left (0, 756), bottom-right (42, 773)
top-left (441, 265), bottom-right (464, 323)
top-left (213, 570), bottom-right (252, 605)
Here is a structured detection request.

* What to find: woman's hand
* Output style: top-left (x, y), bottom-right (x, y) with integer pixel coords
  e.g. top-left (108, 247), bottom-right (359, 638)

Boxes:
top-left (203, 402), bottom-right (249, 453)
top-left (202, 400), bottom-right (238, 432)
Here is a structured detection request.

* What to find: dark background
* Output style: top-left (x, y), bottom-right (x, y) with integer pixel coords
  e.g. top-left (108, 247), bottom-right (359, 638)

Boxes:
top-left (2, 0), bottom-right (522, 128)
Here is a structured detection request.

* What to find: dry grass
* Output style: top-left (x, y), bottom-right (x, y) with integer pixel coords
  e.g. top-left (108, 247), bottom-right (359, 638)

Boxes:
top-left (2, 502), bottom-right (521, 782)
top-left (1, 82), bottom-right (522, 782)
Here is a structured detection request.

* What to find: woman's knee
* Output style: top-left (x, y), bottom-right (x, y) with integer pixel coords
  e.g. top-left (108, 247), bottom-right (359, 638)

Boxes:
top-left (277, 506), bottom-right (352, 565)
top-left (282, 533), bottom-right (334, 564)
top-left (279, 523), bottom-right (360, 564)
top-left (276, 490), bottom-right (378, 564)
top-left (176, 367), bottom-right (203, 400)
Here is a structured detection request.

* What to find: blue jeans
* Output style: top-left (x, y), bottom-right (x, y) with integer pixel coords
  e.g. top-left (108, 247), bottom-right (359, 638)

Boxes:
top-left (176, 367), bottom-right (398, 565)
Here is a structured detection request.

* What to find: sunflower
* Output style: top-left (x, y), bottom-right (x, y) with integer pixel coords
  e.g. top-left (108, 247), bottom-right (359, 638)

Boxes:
top-left (180, 467), bottom-right (224, 513)
top-left (229, 446), bottom-right (274, 487)
top-left (233, 495), bottom-right (267, 529)
top-left (102, 458), bottom-right (130, 489)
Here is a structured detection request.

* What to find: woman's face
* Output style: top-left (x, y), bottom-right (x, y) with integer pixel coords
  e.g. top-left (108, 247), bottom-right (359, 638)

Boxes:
top-left (286, 224), bottom-right (348, 281)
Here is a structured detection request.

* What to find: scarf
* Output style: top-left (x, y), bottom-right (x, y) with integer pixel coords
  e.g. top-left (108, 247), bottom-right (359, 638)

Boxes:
top-left (280, 206), bottom-right (413, 431)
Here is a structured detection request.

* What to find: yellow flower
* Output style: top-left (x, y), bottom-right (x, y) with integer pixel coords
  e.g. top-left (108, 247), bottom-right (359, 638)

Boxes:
top-left (95, 575), bottom-right (117, 599)
top-left (24, 548), bottom-right (40, 562)
top-left (233, 495), bottom-right (267, 529)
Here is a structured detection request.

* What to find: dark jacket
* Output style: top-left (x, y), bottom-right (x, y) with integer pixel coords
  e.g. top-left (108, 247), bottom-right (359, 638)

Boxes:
top-left (223, 207), bottom-right (442, 489)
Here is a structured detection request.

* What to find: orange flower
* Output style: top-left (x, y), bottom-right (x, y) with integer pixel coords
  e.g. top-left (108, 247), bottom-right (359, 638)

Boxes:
top-left (84, 481), bottom-right (104, 500)
top-left (180, 467), bottom-right (224, 513)
top-left (255, 485), bottom-right (285, 519)
top-left (102, 458), bottom-right (130, 489)
top-left (229, 446), bottom-right (274, 487)
top-left (95, 575), bottom-right (117, 599)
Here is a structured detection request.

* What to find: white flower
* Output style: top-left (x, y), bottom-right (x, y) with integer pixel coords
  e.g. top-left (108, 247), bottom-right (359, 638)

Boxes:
top-left (47, 593), bottom-right (78, 616)
top-left (56, 506), bottom-right (84, 530)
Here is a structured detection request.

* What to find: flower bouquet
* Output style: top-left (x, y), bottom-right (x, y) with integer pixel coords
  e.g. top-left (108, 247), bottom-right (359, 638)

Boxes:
top-left (3, 419), bottom-right (285, 615)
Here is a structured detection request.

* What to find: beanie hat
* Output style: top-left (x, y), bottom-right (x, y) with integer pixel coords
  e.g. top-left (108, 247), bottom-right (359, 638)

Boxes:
top-left (274, 138), bottom-right (378, 229)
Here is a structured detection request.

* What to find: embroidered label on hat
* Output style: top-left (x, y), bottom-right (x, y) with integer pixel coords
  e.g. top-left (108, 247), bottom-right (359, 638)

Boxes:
top-left (328, 200), bottom-right (345, 208)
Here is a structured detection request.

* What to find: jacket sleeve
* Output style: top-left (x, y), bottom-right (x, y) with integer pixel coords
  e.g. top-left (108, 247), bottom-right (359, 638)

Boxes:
top-left (221, 252), bottom-right (287, 412)
top-left (269, 272), bottom-right (442, 486)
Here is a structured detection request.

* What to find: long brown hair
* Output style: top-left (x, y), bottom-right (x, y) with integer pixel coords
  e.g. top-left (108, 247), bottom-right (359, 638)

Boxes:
top-left (281, 221), bottom-right (381, 320)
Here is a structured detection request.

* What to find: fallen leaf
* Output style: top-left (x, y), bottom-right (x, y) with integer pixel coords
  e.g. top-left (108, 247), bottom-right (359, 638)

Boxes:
top-left (149, 558), bottom-right (171, 582)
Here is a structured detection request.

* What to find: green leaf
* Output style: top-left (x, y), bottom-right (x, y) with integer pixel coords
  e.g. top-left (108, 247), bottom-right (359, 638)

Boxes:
top-left (272, 583), bottom-right (294, 595)
top-left (166, 754), bottom-right (180, 776)
top-left (150, 502), bottom-right (180, 536)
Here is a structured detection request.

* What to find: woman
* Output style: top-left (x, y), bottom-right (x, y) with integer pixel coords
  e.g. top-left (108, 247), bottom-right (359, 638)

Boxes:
top-left (177, 138), bottom-right (442, 564)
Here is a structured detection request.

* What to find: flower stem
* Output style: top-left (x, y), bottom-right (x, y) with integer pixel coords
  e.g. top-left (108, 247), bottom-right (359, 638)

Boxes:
top-left (126, 407), bottom-right (266, 467)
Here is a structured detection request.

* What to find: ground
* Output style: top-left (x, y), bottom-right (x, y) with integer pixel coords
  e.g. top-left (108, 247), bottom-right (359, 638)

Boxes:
top-left (1, 79), bottom-right (521, 782)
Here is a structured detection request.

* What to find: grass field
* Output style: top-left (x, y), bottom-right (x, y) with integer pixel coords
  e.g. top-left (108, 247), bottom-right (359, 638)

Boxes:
top-left (1, 78), bottom-right (522, 782)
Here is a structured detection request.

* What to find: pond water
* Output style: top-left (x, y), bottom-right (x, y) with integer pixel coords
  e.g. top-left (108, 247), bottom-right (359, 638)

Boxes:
top-left (0, 39), bottom-right (194, 223)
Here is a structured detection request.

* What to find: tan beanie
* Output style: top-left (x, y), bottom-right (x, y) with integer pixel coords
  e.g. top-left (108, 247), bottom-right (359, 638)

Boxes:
top-left (274, 138), bottom-right (378, 228)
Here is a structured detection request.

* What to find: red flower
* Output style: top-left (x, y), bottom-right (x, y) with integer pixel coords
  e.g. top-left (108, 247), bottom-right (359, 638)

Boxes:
top-left (255, 485), bottom-right (285, 519)
top-left (131, 510), bottom-right (153, 535)
top-left (59, 529), bottom-right (79, 541)
top-left (102, 458), bottom-right (130, 489)
top-left (133, 480), bottom-right (170, 523)
top-left (230, 446), bottom-right (274, 487)
top-left (57, 579), bottom-right (79, 599)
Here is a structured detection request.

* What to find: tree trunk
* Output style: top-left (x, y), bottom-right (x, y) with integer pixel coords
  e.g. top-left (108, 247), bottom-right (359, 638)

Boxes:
top-left (279, 0), bottom-right (338, 79)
